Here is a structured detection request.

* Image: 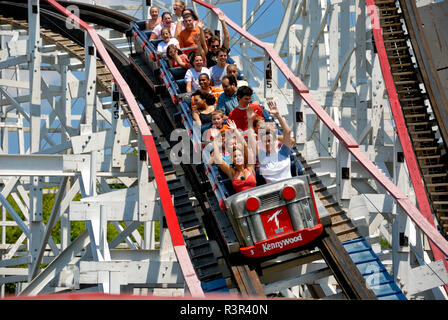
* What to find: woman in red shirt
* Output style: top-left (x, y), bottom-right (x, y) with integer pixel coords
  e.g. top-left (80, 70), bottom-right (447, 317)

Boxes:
top-left (166, 44), bottom-right (190, 69)
top-left (210, 120), bottom-right (256, 193)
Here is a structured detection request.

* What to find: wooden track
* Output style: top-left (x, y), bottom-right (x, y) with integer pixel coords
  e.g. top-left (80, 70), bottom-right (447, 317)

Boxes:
top-left (374, 0), bottom-right (448, 236)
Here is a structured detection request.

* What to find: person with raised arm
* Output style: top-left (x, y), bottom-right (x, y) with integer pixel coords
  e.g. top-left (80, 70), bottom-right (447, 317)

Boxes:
top-left (203, 28), bottom-right (214, 47)
top-left (178, 14), bottom-right (206, 55)
top-left (175, 7), bottom-right (205, 36)
top-left (210, 120), bottom-right (257, 193)
top-left (256, 100), bottom-right (294, 184)
top-left (205, 12), bottom-right (233, 68)
top-left (145, 6), bottom-right (162, 31)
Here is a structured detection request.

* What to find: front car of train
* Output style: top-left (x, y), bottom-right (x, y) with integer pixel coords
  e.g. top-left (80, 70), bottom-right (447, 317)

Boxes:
top-left (226, 176), bottom-right (330, 258)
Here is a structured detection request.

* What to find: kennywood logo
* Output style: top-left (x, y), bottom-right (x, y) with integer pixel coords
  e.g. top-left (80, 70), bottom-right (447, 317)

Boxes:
top-left (261, 233), bottom-right (303, 252)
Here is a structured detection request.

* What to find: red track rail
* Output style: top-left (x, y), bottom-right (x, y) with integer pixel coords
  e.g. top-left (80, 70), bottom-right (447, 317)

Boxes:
top-left (44, 0), bottom-right (204, 297)
top-left (366, 0), bottom-right (448, 291)
top-left (192, 0), bottom-right (448, 260)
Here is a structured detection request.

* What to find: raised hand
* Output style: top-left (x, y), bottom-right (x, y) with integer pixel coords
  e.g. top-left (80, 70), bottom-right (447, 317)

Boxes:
top-left (217, 11), bottom-right (225, 22)
top-left (197, 20), bottom-right (204, 29)
top-left (193, 34), bottom-right (200, 44)
top-left (246, 104), bottom-right (256, 120)
top-left (267, 100), bottom-right (280, 117)
top-left (227, 119), bottom-right (237, 131)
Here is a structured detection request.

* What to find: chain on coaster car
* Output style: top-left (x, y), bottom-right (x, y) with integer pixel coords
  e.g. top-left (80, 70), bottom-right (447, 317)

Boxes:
top-left (128, 20), bottom-right (331, 258)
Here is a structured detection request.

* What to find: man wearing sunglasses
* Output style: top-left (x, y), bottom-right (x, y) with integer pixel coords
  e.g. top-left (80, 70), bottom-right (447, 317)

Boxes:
top-left (205, 12), bottom-right (234, 68)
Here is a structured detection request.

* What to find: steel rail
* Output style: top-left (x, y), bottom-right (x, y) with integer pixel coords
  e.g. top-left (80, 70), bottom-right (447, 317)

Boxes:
top-left (191, 0), bottom-right (448, 258)
top-left (44, 0), bottom-right (205, 297)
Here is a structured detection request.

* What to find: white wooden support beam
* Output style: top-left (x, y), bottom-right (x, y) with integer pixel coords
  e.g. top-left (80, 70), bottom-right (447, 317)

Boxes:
top-left (60, 211), bottom-right (70, 251)
top-left (40, 78), bottom-right (76, 138)
top-left (328, 0), bottom-right (339, 88)
top-left (0, 193), bottom-right (30, 238)
top-left (355, 0), bottom-right (368, 139)
top-left (288, 25), bottom-right (301, 81)
top-left (371, 54), bottom-right (385, 146)
top-left (0, 153), bottom-right (137, 177)
top-left (339, 0), bottom-right (354, 92)
top-left (303, 1), bottom-right (330, 89)
top-left (60, 63), bottom-right (73, 142)
top-left (0, 55), bottom-right (28, 70)
top-left (137, 134), bottom-right (154, 250)
top-left (81, 33), bottom-right (96, 136)
top-left (0, 86), bottom-right (31, 122)
top-left (28, 0), bottom-right (41, 153)
top-left (392, 133), bottom-right (411, 292)
top-left (85, 204), bottom-right (111, 293)
top-left (292, 90), bottom-right (305, 148)
top-left (336, 140), bottom-right (351, 207)
top-left (111, 82), bottom-right (125, 169)
top-left (207, 6), bottom-right (218, 32)
top-left (78, 260), bottom-right (183, 291)
top-left (71, 130), bottom-right (112, 155)
top-left (142, 0), bottom-right (149, 20)
top-left (329, 105), bottom-right (340, 158)
top-left (28, 0), bottom-right (43, 283)
top-left (264, 267), bottom-right (332, 295)
top-left (29, 175), bottom-right (44, 279)
top-left (109, 221), bottom-right (141, 250)
top-left (318, 0), bottom-right (330, 89)
top-left (406, 260), bottom-right (448, 296)
top-left (29, 177), bottom-right (69, 279)
top-left (60, 178), bottom-right (80, 251)
top-left (273, 0), bottom-right (297, 53)
top-left (19, 230), bottom-right (90, 296)
top-left (239, 0), bottom-right (252, 87)
top-left (70, 186), bottom-right (159, 222)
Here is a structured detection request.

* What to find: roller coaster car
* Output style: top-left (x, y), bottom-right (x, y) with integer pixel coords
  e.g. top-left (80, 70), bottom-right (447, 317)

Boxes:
top-left (225, 175), bottom-right (331, 258)
top-left (128, 20), bottom-right (331, 259)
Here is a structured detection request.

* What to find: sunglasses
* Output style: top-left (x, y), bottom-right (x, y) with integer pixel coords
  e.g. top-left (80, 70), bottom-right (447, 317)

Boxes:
top-left (211, 45), bottom-right (220, 48)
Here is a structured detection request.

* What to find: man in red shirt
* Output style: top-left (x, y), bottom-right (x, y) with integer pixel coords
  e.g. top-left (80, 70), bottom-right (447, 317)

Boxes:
top-left (228, 86), bottom-right (264, 131)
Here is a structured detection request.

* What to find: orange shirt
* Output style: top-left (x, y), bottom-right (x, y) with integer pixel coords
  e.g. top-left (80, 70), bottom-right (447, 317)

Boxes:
top-left (178, 27), bottom-right (201, 54)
